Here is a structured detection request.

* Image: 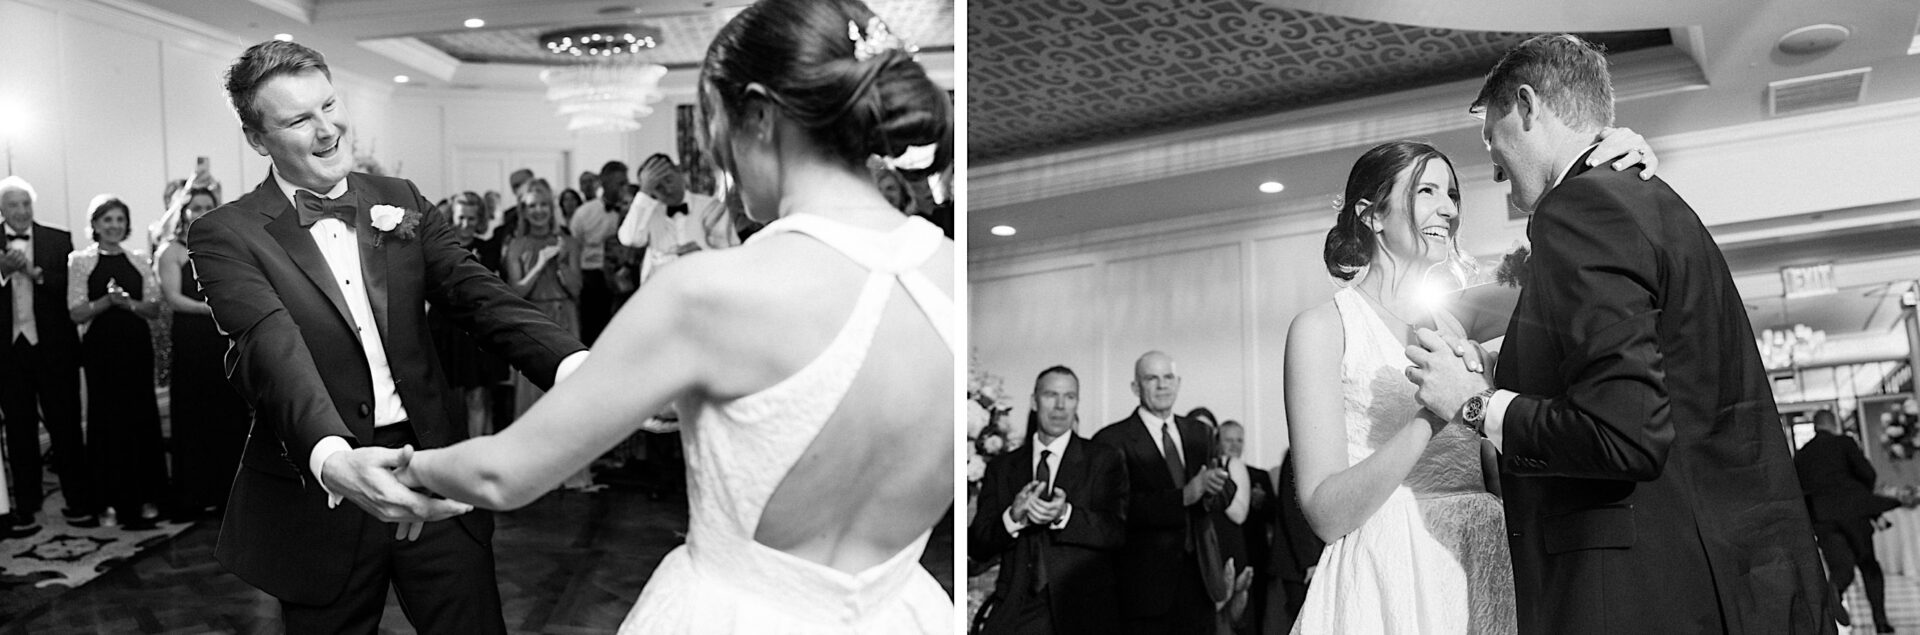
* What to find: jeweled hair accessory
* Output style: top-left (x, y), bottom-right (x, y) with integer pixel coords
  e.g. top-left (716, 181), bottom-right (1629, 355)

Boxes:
top-left (850, 17), bottom-right (915, 61)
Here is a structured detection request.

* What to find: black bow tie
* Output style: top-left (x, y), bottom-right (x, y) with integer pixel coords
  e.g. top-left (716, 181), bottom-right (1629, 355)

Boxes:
top-left (665, 203), bottom-right (690, 218)
top-left (5, 230), bottom-right (27, 242)
top-left (295, 190), bottom-right (358, 227)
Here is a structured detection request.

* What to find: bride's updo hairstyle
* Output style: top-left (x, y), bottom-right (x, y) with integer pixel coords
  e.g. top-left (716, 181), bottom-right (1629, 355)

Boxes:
top-left (699, 0), bottom-right (953, 181)
top-left (1323, 141), bottom-right (1459, 281)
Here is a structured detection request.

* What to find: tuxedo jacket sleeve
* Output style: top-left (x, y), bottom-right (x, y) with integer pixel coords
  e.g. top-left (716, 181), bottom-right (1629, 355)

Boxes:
top-left (1054, 438), bottom-right (1128, 550)
top-left (1499, 172), bottom-right (1674, 481)
top-left (968, 448), bottom-right (1026, 563)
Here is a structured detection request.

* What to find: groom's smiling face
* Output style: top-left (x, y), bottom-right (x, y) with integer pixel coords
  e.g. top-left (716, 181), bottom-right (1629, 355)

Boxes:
top-left (244, 69), bottom-right (353, 192)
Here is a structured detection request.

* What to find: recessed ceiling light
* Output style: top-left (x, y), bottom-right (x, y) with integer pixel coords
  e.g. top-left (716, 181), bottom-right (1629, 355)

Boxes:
top-left (273, 33), bottom-right (293, 41)
top-left (1259, 181), bottom-right (1285, 194)
top-left (393, 75), bottom-right (410, 83)
top-left (990, 225), bottom-right (1017, 237)
top-left (464, 18), bottom-right (486, 28)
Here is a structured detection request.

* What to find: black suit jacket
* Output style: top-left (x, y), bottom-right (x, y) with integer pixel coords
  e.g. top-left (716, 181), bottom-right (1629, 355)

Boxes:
top-left (1796, 431), bottom-right (1897, 524)
top-left (1091, 411), bottom-right (1219, 617)
top-left (0, 223), bottom-right (81, 360)
top-left (1494, 153), bottom-right (1833, 634)
top-left (1243, 465), bottom-right (1273, 577)
top-left (1268, 452), bottom-right (1323, 584)
top-left (969, 434), bottom-right (1128, 635)
top-left (192, 173), bottom-right (585, 604)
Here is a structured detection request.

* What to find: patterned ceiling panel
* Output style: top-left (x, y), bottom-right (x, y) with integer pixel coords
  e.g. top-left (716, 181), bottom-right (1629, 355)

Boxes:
top-left (418, 0), bottom-right (955, 68)
top-left (969, 0), bottom-right (1668, 163)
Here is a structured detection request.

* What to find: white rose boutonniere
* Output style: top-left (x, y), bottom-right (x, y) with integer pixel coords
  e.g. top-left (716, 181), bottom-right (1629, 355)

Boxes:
top-left (368, 204), bottom-right (421, 247)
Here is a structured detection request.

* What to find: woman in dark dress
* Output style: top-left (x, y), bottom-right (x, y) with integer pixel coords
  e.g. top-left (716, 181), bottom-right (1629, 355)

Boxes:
top-left (66, 195), bottom-right (169, 531)
top-left (156, 186), bottom-right (250, 520)
top-left (430, 191), bottom-right (510, 437)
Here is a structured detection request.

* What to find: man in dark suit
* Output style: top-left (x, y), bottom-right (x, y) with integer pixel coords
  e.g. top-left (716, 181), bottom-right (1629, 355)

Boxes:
top-left (1217, 420), bottom-right (1265, 634)
top-left (1407, 33), bottom-right (1834, 634)
top-left (0, 176), bottom-right (95, 534)
top-left (191, 41), bottom-right (586, 634)
top-left (970, 365), bottom-right (1129, 635)
top-left (1092, 350), bottom-right (1231, 635)
top-left (1797, 410), bottom-right (1900, 633)
top-left (1264, 450), bottom-right (1323, 633)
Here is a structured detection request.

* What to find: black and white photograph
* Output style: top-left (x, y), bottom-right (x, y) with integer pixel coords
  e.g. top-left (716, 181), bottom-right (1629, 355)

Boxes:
top-left (966, 1), bottom-right (1920, 634)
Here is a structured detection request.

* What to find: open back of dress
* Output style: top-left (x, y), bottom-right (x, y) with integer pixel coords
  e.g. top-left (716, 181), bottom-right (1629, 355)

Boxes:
top-left (620, 213), bottom-right (955, 634)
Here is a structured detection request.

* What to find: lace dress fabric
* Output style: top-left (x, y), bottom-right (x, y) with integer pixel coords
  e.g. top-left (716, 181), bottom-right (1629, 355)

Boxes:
top-left (619, 214), bottom-right (953, 634)
top-left (1292, 288), bottom-right (1516, 634)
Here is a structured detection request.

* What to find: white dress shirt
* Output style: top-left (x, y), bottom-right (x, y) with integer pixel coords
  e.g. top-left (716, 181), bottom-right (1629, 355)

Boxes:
top-left (1138, 406), bottom-right (1186, 463)
top-left (288, 170), bottom-right (589, 506)
top-left (616, 192), bottom-right (735, 284)
top-left (1224, 456), bottom-right (1250, 524)
top-left (1485, 144), bottom-right (1599, 451)
top-left (2, 225), bottom-right (36, 345)
top-left (569, 199), bottom-right (617, 271)
top-left (1002, 431), bottom-right (1075, 535)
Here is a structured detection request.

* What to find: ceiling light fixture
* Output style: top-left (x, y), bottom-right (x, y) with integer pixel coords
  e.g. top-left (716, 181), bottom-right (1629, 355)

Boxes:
top-left (540, 24), bottom-right (663, 57)
top-left (539, 63), bottom-right (668, 132)
top-left (464, 18), bottom-right (486, 29)
top-left (990, 225), bottom-right (1017, 237)
top-left (393, 75), bottom-right (410, 84)
top-left (273, 33), bottom-right (293, 41)
top-left (1259, 181), bottom-right (1285, 194)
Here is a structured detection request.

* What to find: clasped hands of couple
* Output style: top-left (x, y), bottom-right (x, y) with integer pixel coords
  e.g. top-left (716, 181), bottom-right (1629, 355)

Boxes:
top-left (320, 444), bottom-right (465, 542)
top-left (1401, 312), bottom-right (1496, 435)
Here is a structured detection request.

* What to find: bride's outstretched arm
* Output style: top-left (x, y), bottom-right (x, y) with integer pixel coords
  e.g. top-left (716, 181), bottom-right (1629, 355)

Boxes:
top-left (402, 259), bottom-right (718, 510)
top-left (1285, 303), bottom-right (1440, 543)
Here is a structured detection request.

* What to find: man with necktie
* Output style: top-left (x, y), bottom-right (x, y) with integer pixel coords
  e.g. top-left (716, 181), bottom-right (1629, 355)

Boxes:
top-left (0, 176), bottom-right (93, 535)
top-left (1093, 351), bottom-right (1232, 635)
top-left (970, 365), bottom-right (1128, 635)
top-left (190, 40), bottom-right (587, 633)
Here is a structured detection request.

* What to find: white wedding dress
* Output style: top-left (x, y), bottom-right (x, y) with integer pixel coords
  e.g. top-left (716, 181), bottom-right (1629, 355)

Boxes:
top-left (1292, 288), bottom-right (1516, 634)
top-left (619, 213), bottom-right (956, 634)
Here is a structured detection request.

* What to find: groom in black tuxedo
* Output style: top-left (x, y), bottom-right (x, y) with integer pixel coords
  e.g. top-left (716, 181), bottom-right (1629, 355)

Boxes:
top-left (1408, 34), bottom-right (1833, 634)
top-left (970, 365), bottom-right (1128, 635)
top-left (192, 41), bottom-right (586, 634)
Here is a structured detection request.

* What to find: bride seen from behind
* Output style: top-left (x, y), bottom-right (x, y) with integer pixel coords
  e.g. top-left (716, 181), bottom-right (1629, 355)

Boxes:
top-left (1281, 133), bottom-right (1653, 634)
top-left (397, 0), bottom-right (956, 631)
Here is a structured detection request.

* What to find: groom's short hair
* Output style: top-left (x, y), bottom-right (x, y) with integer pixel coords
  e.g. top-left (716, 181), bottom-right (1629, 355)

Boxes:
top-left (1470, 33), bottom-right (1614, 133)
top-left (225, 40), bottom-right (332, 132)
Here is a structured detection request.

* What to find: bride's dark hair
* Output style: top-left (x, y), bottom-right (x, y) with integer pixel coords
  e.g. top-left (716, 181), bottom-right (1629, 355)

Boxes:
top-left (699, 0), bottom-right (953, 179)
top-left (1324, 141), bottom-right (1460, 281)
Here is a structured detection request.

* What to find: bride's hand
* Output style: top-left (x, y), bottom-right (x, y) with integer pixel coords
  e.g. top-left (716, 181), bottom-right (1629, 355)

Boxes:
top-left (393, 445), bottom-right (423, 490)
top-left (1589, 126), bottom-right (1658, 180)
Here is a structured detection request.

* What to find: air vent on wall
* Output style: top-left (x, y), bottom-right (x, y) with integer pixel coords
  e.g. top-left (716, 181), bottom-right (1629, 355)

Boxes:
top-left (1768, 67), bottom-right (1870, 117)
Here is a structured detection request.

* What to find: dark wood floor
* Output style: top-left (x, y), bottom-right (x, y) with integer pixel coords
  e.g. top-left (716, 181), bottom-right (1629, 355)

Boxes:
top-left (0, 485), bottom-right (955, 634)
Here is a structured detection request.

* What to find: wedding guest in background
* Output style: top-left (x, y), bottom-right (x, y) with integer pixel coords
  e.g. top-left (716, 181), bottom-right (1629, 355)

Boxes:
top-left (431, 191), bottom-right (511, 438)
top-left (1094, 351), bottom-right (1233, 635)
top-left (157, 186), bottom-right (250, 520)
top-left (1797, 409), bottom-right (1899, 633)
top-left (619, 153), bottom-right (739, 286)
top-left (504, 179), bottom-right (583, 418)
top-left (569, 160), bottom-right (627, 345)
top-left (68, 195), bottom-right (169, 531)
top-left (495, 168), bottom-right (534, 242)
top-left (0, 175), bottom-right (95, 534)
top-left (1264, 449), bottom-right (1322, 633)
top-left (874, 166), bottom-right (913, 213)
top-left (559, 188), bottom-right (584, 228)
top-left (971, 365), bottom-right (1128, 635)
top-left (1218, 420), bottom-right (1267, 635)
top-left (578, 170), bottom-right (600, 203)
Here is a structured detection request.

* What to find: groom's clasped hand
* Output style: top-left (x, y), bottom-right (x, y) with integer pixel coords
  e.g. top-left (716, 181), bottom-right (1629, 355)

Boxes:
top-left (320, 444), bottom-right (472, 541)
top-left (1404, 326), bottom-right (1494, 423)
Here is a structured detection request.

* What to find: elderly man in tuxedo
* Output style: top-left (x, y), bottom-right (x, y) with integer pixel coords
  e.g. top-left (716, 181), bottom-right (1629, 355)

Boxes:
top-left (191, 40), bottom-right (586, 634)
top-left (1407, 33), bottom-right (1834, 634)
top-left (1093, 351), bottom-right (1232, 635)
top-left (970, 365), bottom-right (1128, 635)
top-left (0, 176), bottom-right (94, 535)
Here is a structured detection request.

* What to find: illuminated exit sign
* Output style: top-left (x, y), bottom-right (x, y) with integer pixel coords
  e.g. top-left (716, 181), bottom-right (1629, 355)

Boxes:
top-left (1780, 263), bottom-right (1837, 299)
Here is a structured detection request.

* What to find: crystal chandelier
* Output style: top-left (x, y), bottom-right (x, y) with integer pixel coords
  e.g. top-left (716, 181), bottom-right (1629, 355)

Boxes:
top-left (1756, 324), bottom-right (1827, 370)
top-left (538, 63), bottom-right (668, 132)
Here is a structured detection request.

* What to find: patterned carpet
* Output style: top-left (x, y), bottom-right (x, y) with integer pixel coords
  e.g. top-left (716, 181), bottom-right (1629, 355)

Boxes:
top-left (0, 472), bottom-right (192, 625)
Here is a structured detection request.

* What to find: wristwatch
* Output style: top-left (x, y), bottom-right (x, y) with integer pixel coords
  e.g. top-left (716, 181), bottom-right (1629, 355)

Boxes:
top-left (1460, 388), bottom-right (1498, 436)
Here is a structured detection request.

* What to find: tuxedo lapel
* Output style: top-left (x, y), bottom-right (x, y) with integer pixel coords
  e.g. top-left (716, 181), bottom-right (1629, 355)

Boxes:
top-left (350, 174), bottom-right (392, 344)
top-left (260, 180), bottom-right (360, 340)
